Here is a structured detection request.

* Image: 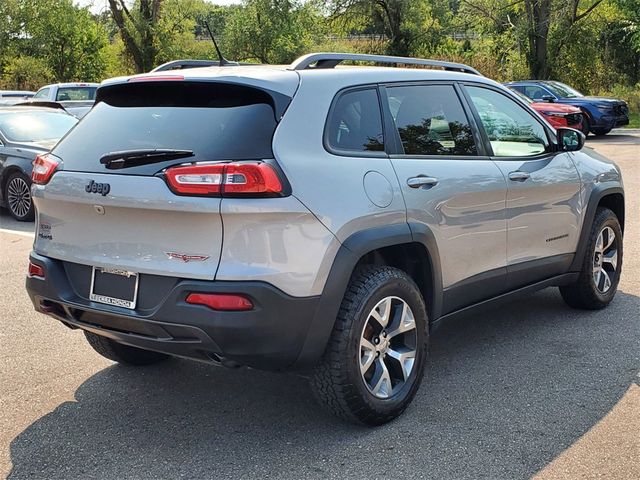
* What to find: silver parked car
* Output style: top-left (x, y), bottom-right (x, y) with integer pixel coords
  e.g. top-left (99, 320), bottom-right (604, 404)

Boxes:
top-left (25, 53), bottom-right (624, 425)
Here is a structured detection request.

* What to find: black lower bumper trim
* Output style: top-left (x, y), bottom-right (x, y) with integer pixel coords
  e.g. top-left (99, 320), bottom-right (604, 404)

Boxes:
top-left (26, 252), bottom-right (320, 370)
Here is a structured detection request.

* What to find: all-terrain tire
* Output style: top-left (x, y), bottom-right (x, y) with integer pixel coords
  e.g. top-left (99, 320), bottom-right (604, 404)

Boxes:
top-left (560, 207), bottom-right (623, 309)
top-left (311, 265), bottom-right (429, 425)
top-left (84, 331), bottom-right (169, 365)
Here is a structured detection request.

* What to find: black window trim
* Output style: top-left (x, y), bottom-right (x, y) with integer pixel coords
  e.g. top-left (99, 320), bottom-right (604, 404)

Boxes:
top-left (322, 84), bottom-right (388, 158)
top-left (379, 80), bottom-right (489, 160)
top-left (459, 82), bottom-right (560, 161)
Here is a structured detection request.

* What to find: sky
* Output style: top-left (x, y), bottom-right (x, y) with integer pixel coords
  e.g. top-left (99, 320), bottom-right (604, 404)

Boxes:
top-left (75, 0), bottom-right (241, 14)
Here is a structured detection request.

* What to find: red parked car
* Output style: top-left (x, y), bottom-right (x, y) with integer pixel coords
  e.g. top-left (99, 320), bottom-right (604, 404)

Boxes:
top-left (507, 87), bottom-right (584, 132)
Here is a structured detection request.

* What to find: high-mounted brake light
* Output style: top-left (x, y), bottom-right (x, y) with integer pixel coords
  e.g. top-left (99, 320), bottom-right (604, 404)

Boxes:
top-left (186, 293), bottom-right (253, 311)
top-left (128, 75), bottom-right (185, 82)
top-left (164, 162), bottom-right (283, 197)
top-left (32, 154), bottom-right (61, 185)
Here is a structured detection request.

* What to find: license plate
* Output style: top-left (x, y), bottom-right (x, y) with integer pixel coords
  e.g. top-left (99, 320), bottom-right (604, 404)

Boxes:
top-left (89, 267), bottom-right (139, 309)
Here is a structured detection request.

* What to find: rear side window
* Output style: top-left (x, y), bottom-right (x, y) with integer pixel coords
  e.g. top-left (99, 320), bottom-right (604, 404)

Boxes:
top-left (325, 88), bottom-right (384, 153)
top-left (385, 85), bottom-right (477, 156)
top-left (53, 82), bottom-right (287, 175)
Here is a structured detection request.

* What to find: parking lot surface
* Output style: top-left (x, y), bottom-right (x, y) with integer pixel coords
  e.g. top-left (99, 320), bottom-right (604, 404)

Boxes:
top-left (1, 131), bottom-right (638, 479)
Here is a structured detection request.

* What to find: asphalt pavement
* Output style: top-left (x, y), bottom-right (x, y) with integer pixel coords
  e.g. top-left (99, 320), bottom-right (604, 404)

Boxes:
top-left (0, 131), bottom-right (638, 479)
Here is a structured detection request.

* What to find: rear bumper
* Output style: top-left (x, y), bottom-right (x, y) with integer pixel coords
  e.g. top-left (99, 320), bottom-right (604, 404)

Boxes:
top-left (26, 252), bottom-right (320, 370)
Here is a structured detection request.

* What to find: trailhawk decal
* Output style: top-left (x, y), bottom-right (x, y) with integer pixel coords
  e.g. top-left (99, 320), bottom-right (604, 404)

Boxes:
top-left (166, 252), bottom-right (210, 263)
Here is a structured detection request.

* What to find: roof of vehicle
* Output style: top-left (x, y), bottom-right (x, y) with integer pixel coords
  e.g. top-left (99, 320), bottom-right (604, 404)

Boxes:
top-left (0, 90), bottom-right (35, 96)
top-left (0, 105), bottom-right (74, 115)
top-left (101, 63), bottom-right (499, 98)
top-left (37, 82), bottom-right (100, 90)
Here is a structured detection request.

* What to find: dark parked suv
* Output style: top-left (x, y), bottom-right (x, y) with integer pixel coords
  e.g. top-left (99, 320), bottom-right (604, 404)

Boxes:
top-left (505, 80), bottom-right (629, 136)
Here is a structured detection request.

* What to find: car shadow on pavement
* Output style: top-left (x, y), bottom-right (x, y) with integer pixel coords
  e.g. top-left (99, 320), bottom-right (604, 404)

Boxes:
top-left (8, 288), bottom-right (640, 479)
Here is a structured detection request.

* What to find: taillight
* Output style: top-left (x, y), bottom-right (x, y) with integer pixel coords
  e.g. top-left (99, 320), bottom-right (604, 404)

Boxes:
top-left (32, 154), bottom-right (61, 185)
top-left (28, 262), bottom-right (45, 279)
top-left (186, 293), bottom-right (253, 311)
top-left (164, 162), bottom-right (283, 197)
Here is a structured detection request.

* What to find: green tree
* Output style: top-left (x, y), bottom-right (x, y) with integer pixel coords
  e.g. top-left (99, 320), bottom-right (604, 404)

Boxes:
top-left (224, 0), bottom-right (322, 63)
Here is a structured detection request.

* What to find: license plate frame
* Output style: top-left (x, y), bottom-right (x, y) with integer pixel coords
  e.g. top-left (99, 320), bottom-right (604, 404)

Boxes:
top-left (89, 267), bottom-right (139, 310)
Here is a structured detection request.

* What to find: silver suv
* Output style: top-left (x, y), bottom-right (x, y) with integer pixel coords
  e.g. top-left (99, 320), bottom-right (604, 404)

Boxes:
top-left (26, 53), bottom-right (625, 425)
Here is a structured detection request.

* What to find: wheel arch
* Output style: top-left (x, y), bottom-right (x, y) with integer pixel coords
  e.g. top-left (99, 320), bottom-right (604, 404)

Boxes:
top-left (570, 184), bottom-right (624, 272)
top-left (292, 223), bottom-right (443, 369)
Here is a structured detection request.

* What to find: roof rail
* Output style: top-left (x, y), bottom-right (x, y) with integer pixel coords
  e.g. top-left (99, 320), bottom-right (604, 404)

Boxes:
top-left (289, 53), bottom-right (481, 75)
top-left (151, 59), bottom-right (238, 72)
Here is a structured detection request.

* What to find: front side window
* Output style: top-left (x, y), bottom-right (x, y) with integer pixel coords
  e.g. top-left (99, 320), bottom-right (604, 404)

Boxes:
top-left (385, 84), bottom-right (477, 156)
top-left (325, 88), bottom-right (384, 153)
top-left (467, 86), bottom-right (549, 157)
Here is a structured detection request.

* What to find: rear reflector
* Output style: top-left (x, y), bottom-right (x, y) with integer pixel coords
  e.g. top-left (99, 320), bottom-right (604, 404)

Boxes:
top-left (28, 262), bottom-right (45, 279)
top-left (186, 293), bottom-right (253, 311)
top-left (32, 154), bottom-right (61, 185)
top-left (165, 162), bottom-right (283, 197)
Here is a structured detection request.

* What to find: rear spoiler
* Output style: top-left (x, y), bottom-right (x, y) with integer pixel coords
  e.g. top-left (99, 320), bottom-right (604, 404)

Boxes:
top-left (14, 100), bottom-right (67, 111)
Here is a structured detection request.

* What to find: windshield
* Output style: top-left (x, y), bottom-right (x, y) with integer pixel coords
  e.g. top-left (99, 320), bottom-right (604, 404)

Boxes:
top-left (545, 82), bottom-right (584, 98)
top-left (56, 87), bottom-right (97, 101)
top-left (0, 111), bottom-right (78, 142)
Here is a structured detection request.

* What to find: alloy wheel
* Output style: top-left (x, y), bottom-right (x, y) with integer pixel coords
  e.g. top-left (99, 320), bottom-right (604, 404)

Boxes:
top-left (593, 226), bottom-right (618, 293)
top-left (7, 176), bottom-right (31, 219)
top-left (359, 296), bottom-right (418, 399)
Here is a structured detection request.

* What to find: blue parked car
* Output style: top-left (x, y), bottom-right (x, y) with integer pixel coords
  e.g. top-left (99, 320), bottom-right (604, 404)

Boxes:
top-left (505, 80), bottom-right (629, 136)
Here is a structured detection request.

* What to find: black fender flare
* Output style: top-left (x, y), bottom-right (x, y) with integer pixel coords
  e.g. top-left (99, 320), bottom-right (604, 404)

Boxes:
top-left (569, 183), bottom-right (624, 272)
top-left (292, 222), bottom-right (442, 369)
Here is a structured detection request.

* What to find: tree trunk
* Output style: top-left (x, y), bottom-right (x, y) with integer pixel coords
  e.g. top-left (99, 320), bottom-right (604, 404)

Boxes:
top-left (525, 0), bottom-right (551, 79)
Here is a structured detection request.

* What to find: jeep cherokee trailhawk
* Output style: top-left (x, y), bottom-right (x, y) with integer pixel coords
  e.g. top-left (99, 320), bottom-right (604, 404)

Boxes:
top-left (26, 53), bottom-right (625, 425)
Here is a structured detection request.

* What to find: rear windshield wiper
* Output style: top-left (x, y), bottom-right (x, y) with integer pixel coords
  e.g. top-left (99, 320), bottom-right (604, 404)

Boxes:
top-left (99, 149), bottom-right (194, 170)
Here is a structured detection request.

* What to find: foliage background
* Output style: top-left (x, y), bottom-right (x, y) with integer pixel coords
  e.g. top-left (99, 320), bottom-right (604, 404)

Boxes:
top-left (0, 0), bottom-right (638, 122)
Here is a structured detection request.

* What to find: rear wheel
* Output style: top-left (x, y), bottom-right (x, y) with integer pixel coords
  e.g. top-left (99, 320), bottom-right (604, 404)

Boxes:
top-left (84, 331), bottom-right (169, 365)
top-left (593, 128), bottom-right (612, 136)
top-left (5, 172), bottom-right (34, 221)
top-left (311, 266), bottom-right (429, 425)
top-left (560, 208), bottom-right (622, 309)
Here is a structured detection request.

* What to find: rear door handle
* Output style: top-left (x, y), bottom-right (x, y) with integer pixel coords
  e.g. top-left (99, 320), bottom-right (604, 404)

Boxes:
top-left (407, 176), bottom-right (439, 189)
top-left (508, 171), bottom-right (531, 182)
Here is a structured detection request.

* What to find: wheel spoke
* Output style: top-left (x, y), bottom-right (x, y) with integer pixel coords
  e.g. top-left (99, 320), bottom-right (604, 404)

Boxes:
top-left (370, 359), bottom-right (392, 398)
top-left (593, 268), bottom-right (602, 288)
top-left (370, 297), bottom-right (392, 329)
top-left (602, 227), bottom-right (615, 251)
top-left (387, 302), bottom-right (416, 339)
top-left (360, 338), bottom-right (376, 375)
top-left (601, 269), bottom-right (612, 292)
top-left (602, 250), bottom-right (618, 271)
top-left (386, 348), bottom-right (416, 381)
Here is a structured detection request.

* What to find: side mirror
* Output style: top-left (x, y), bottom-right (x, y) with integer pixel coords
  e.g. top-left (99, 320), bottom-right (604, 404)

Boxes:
top-left (541, 95), bottom-right (555, 103)
top-left (557, 128), bottom-right (585, 152)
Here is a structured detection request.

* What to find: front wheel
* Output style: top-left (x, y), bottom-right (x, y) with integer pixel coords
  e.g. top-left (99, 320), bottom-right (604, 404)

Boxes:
top-left (560, 207), bottom-right (623, 309)
top-left (311, 266), bottom-right (429, 425)
top-left (580, 115), bottom-right (590, 136)
top-left (592, 128), bottom-right (612, 136)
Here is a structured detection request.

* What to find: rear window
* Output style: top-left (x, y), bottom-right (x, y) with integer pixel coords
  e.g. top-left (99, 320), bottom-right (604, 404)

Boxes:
top-left (0, 111), bottom-right (77, 142)
top-left (56, 87), bottom-right (97, 101)
top-left (53, 82), bottom-right (287, 175)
